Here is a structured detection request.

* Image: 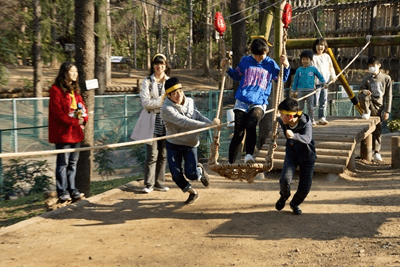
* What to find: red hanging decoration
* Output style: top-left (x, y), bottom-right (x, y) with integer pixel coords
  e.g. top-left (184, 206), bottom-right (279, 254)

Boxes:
top-left (282, 3), bottom-right (292, 28)
top-left (214, 12), bottom-right (226, 36)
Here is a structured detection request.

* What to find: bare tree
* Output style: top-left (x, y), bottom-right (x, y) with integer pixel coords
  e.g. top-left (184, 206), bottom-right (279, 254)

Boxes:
top-left (142, 1), bottom-right (150, 69)
top-left (75, 0), bottom-right (95, 197)
top-left (203, 0), bottom-right (212, 78)
top-left (95, 0), bottom-right (108, 95)
top-left (33, 0), bottom-right (43, 138)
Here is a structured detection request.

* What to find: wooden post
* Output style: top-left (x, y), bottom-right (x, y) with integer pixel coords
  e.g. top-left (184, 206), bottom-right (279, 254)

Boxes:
top-left (347, 151), bottom-right (356, 172)
top-left (360, 134), bottom-right (373, 162)
top-left (392, 136), bottom-right (400, 169)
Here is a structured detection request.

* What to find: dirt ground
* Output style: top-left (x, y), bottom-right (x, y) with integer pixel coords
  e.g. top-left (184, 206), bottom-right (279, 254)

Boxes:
top-left (0, 134), bottom-right (399, 267)
top-left (1, 67), bottom-right (400, 266)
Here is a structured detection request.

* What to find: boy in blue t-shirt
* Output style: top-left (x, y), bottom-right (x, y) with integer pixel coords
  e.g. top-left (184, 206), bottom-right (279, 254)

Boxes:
top-left (292, 50), bottom-right (325, 125)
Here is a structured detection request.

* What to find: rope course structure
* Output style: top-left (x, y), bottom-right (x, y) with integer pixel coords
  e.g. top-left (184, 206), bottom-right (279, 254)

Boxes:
top-left (208, 2), bottom-right (292, 183)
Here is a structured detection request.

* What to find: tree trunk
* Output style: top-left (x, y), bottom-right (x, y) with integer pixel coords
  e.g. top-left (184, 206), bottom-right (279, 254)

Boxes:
top-left (142, 1), bottom-right (150, 69)
top-left (51, 0), bottom-right (60, 69)
top-left (230, 0), bottom-right (246, 95)
top-left (75, 0), bottom-right (95, 197)
top-left (33, 0), bottom-right (43, 139)
top-left (95, 0), bottom-right (107, 95)
top-left (157, 0), bottom-right (163, 53)
top-left (203, 0), bottom-right (211, 78)
top-left (106, 0), bottom-right (111, 85)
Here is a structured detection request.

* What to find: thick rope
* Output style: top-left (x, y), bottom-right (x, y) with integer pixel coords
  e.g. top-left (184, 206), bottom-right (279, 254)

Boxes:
top-left (264, 28), bottom-right (288, 172)
top-left (0, 122), bottom-right (229, 159)
top-left (208, 38), bottom-right (226, 166)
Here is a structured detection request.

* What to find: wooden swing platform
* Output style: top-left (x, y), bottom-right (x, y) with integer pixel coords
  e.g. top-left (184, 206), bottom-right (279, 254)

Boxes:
top-left (256, 116), bottom-right (381, 174)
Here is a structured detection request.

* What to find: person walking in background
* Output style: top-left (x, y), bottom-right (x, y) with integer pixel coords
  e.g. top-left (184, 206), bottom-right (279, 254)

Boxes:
top-left (139, 54), bottom-right (171, 193)
top-left (161, 77), bottom-right (220, 204)
top-left (48, 62), bottom-right (88, 202)
top-left (311, 38), bottom-right (337, 125)
top-left (292, 50), bottom-right (326, 125)
top-left (223, 37), bottom-right (291, 164)
top-left (359, 56), bottom-right (392, 162)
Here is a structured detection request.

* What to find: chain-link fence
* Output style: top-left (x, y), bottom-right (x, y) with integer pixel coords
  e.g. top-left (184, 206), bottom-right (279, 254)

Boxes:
top-left (0, 82), bottom-right (399, 156)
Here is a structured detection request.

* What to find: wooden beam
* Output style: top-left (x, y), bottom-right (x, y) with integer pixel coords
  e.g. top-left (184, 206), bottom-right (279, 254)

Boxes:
top-left (286, 35), bottom-right (400, 50)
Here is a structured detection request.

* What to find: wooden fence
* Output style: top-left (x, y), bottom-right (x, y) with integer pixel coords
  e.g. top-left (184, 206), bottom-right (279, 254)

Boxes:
top-left (288, 0), bottom-right (399, 79)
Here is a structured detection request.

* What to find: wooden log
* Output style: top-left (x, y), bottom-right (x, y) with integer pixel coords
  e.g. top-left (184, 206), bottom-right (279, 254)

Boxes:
top-left (361, 134), bottom-right (372, 161)
top-left (347, 151), bottom-right (356, 172)
top-left (286, 35), bottom-right (400, 50)
top-left (257, 152), bottom-right (347, 165)
top-left (271, 159), bottom-right (345, 173)
top-left (392, 136), bottom-right (400, 169)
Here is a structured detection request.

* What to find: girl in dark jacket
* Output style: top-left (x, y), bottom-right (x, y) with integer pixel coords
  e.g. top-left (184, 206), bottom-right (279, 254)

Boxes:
top-left (48, 62), bottom-right (88, 201)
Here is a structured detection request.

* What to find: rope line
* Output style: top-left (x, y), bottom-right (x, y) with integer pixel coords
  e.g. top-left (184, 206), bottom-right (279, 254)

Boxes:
top-left (0, 122), bottom-right (229, 159)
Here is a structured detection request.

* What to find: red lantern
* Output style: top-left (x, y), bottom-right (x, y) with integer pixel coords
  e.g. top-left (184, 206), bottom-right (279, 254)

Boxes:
top-left (214, 12), bottom-right (226, 36)
top-left (282, 3), bottom-right (292, 28)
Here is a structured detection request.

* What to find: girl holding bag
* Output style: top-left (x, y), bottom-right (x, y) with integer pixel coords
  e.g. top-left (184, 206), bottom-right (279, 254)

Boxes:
top-left (133, 54), bottom-right (171, 193)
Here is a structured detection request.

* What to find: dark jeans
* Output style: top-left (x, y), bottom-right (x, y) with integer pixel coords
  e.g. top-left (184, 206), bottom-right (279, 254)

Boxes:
top-left (166, 141), bottom-right (200, 192)
top-left (279, 154), bottom-right (314, 206)
top-left (144, 134), bottom-right (167, 188)
top-left (55, 143), bottom-right (80, 197)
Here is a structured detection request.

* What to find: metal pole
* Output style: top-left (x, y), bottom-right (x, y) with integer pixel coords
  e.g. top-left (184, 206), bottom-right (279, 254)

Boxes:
top-left (124, 95), bottom-right (128, 142)
top-left (12, 99), bottom-right (18, 153)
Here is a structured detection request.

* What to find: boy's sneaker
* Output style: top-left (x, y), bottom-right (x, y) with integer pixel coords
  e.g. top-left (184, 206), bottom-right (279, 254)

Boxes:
top-left (311, 119), bottom-right (317, 126)
top-left (154, 186), bottom-right (169, 192)
top-left (142, 186), bottom-right (153, 193)
top-left (71, 190), bottom-right (84, 200)
top-left (373, 152), bottom-right (383, 162)
top-left (275, 197), bottom-right (287, 211)
top-left (290, 203), bottom-right (302, 215)
top-left (361, 111), bottom-right (371, 119)
top-left (59, 192), bottom-right (71, 202)
top-left (197, 163), bottom-right (210, 187)
top-left (185, 193), bottom-right (199, 204)
top-left (244, 154), bottom-right (255, 164)
top-left (319, 117), bottom-right (329, 125)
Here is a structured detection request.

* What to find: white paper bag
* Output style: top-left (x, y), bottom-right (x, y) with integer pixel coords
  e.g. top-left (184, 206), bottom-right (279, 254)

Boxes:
top-left (130, 109), bottom-right (155, 145)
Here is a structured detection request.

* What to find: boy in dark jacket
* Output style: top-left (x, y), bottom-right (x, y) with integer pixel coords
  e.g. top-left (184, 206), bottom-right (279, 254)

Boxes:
top-left (275, 98), bottom-right (316, 215)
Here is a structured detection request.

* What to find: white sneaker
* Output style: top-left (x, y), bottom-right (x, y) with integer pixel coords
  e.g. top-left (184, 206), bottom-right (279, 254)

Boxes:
top-left (319, 117), bottom-right (329, 125)
top-left (361, 111), bottom-right (371, 119)
top-left (142, 187), bottom-right (153, 193)
top-left (154, 186), bottom-right (169, 192)
top-left (244, 154), bottom-right (255, 164)
top-left (311, 119), bottom-right (317, 126)
top-left (373, 152), bottom-right (383, 162)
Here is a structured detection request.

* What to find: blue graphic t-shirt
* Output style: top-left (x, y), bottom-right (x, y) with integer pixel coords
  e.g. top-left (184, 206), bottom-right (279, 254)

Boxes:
top-left (227, 55), bottom-right (290, 106)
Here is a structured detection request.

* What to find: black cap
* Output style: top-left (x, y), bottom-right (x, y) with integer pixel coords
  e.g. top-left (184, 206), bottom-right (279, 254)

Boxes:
top-left (300, 50), bottom-right (313, 60)
top-left (165, 77), bottom-right (182, 94)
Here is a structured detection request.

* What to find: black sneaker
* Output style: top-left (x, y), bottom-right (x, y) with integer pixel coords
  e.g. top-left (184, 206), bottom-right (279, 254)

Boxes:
top-left (275, 197), bottom-right (287, 211)
top-left (59, 192), bottom-right (71, 202)
top-left (197, 163), bottom-right (210, 187)
top-left (184, 193), bottom-right (199, 204)
top-left (290, 203), bottom-right (302, 215)
top-left (71, 190), bottom-right (84, 200)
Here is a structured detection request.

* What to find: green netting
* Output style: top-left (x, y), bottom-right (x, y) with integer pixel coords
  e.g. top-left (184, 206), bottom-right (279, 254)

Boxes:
top-left (0, 83), bottom-right (399, 154)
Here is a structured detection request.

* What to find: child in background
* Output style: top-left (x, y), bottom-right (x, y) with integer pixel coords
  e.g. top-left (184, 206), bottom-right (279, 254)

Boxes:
top-left (224, 37), bottom-right (290, 164)
top-left (275, 98), bottom-right (316, 215)
top-left (292, 50), bottom-right (326, 125)
top-left (312, 38), bottom-right (337, 125)
top-left (359, 56), bottom-right (392, 162)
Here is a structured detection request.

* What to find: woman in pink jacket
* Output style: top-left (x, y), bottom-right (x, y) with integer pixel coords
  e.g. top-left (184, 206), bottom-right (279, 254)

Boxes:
top-left (48, 62), bottom-right (88, 202)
